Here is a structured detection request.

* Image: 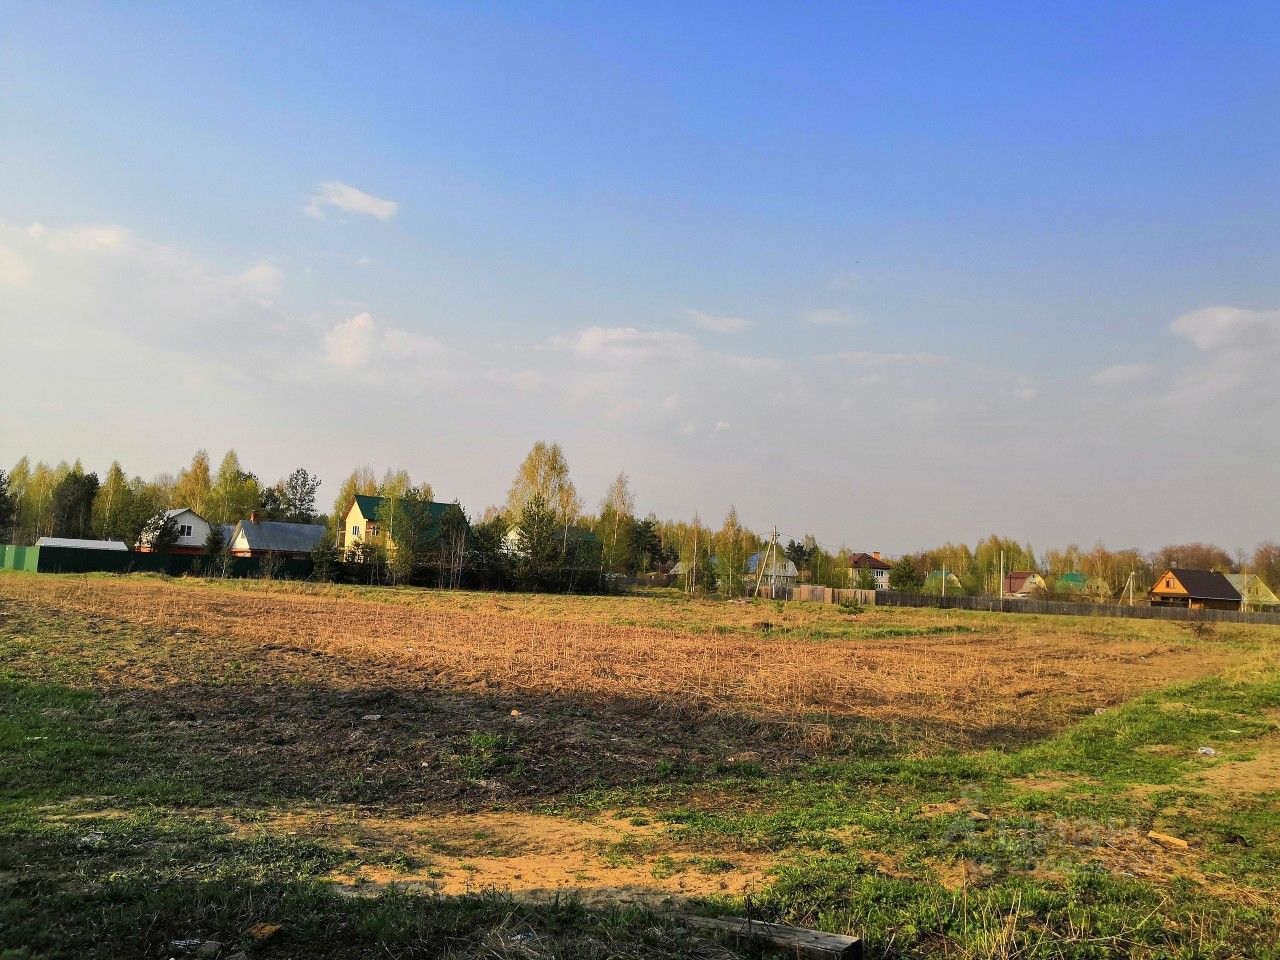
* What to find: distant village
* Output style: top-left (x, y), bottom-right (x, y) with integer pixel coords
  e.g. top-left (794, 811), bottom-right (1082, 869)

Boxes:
top-left (1, 445), bottom-right (1277, 615)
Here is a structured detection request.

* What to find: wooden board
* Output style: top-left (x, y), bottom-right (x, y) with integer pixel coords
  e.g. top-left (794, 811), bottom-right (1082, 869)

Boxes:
top-left (683, 915), bottom-right (861, 960)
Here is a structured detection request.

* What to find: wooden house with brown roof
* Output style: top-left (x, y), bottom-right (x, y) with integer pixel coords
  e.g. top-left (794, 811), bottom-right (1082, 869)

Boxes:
top-left (1148, 568), bottom-right (1242, 611)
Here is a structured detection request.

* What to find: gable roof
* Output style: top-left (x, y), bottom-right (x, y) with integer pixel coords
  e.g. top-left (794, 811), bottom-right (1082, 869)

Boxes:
top-left (1155, 568), bottom-right (1241, 601)
top-left (1003, 571), bottom-right (1043, 592)
top-left (350, 495), bottom-right (453, 527)
top-left (234, 520), bottom-right (326, 554)
top-left (847, 552), bottom-right (891, 570)
top-left (164, 508), bottom-right (206, 523)
top-left (1225, 573), bottom-right (1278, 605)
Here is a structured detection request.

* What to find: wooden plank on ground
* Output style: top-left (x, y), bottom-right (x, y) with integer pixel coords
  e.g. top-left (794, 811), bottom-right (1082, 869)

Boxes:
top-left (682, 915), bottom-right (861, 960)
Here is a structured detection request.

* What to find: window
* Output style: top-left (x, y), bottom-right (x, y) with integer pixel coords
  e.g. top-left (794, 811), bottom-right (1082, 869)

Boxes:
top-left (352, 524), bottom-right (361, 537)
top-left (178, 524), bottom-right (193, 538)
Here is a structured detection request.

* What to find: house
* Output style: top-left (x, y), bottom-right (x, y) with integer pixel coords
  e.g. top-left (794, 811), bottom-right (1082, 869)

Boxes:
top-left (229, 514), bottom-right (326, 560)
top-left (1054, 572), bottom-right (1113, 599)
top-left (502, 524), bottom-right (601, 557)
top-left (1001, 571), bottom-right (1047, 597)
top-left (921, 569), bottom-right (963, 595)
top-left (1224, 574), bottom-right (1279, 612)
top-left (746, 551), bottom-right (798, 587)
top-left (35, 537), bottom-right (128, 551)
top-left (337, 495), bottom-right (455, 557)
top-left (140, 508), bottom-right (210, 555)
top-left (847, 551), bottom-right (891, 590)
top-left (1053, 572), bottom-right (1088, 595)
top-left (1148, 568), bottom-right (1242, 611)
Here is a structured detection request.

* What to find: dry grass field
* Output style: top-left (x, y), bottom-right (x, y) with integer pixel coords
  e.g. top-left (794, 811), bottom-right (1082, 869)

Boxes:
top-left (2, 572), bottom-right (1279, 959)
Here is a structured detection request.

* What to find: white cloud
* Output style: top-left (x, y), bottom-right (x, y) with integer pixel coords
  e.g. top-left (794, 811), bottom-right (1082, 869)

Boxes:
top-left (324, 312), bottom-right (377, 368)
top-left (805, 308), bottom-right (862, 326)
top-left (0, 246), bottom-right (28, 286)
top-left (304, 181), bottom-right (399, 221)
top-left (1091, 362), bottom-right (1153, 385)
top-left (687, 309), bottom-right (753, 333)
top-left (1170, 305), bottom-right (1280, 351)
top-left (323, 312), bottom-right (447, 369)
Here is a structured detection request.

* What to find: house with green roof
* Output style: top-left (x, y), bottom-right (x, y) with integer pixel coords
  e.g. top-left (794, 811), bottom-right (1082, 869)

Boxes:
top-left (1224, 573), bottom-right (1280, 611)
top-left (338, 494), bottom-right (457, 558)
top-left (921, 570), bottom-right (963, 596)
top-left (1052, 572), bottom-right (1112, 599)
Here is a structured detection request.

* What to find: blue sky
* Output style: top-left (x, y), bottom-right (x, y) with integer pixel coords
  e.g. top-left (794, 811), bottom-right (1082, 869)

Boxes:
top-left (2, 2), bottom-right (1278, 551)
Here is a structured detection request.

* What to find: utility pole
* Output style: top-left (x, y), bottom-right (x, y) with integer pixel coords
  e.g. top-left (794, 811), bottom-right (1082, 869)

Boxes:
top-left (942, 562), bottom-right (947, 599)
top-left (753, 525), bottom-right (779, 599)
top-left (999, 550), bottom-right (1005, 605)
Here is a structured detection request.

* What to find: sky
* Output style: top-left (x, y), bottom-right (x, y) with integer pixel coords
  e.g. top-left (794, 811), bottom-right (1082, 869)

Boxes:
top-left (1, 1), bottom-right (1277, 554)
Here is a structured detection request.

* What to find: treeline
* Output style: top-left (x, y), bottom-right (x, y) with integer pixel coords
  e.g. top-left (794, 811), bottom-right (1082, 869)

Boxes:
top-left (0, 451), bottom-right (321, 549)
top-left (891, 537), bottom-right (1280, 597)
top-left (3, 445), bottom-right (1276, 597)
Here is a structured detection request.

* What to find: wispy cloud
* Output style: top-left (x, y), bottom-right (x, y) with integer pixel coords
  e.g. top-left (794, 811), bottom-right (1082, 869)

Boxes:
top-left (687, 309), bottom-right (753, 333)
top-left (304, 181), bottom-right (399, 221)
top-left (805, 308), bottom-right (862, 327)
top-left (819, 350), bottom-right (948, 365)
top-left (1091, 362), bottom-right (1153, 385)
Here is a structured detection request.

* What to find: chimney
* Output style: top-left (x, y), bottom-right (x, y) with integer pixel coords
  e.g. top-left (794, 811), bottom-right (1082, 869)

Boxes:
top-left (872, 551), bottom-right (881, 560)
top-left (249, 510), bottom-right (260, 524)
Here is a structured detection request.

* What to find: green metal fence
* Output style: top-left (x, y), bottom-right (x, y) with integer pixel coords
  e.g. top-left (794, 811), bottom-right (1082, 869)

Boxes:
top-left (0, 545), bottom-right (312, 580)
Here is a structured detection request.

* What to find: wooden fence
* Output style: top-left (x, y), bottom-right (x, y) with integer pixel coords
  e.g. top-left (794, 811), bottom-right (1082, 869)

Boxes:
top-left (861, 590), bottom-right (1280, 626)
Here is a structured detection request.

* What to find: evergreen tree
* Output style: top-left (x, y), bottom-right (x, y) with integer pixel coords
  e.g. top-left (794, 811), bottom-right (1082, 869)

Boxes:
top-left (278, 468), bottom-right (321, 522)
top-left (516, 495), bottom-right (562, 591)
top-left (50, 469), bottom-right (99, 539)
top-left (888, 556), bottom-right (924, 592)
top-left (0, 469), bottom-right (14, 540)
top-left (628, 515), bottom-right (663, 574)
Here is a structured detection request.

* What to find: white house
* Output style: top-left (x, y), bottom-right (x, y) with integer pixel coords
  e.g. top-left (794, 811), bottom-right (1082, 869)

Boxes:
top-left (141, 508), bottom-right (211, 555)
top-left (847, 552), bottom-right (892, 590)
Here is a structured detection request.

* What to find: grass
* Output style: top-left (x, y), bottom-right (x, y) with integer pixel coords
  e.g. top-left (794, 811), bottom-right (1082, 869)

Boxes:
top-left (1, 571), bottom-right (1278, 958)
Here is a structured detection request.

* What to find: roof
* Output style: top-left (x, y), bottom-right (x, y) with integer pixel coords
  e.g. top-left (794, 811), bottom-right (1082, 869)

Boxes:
top-left (1055, 572), bottom-right (1088, 592)
top-left (234, 520), bottom-right (326, 554)
top-left (1224, 573), bottom-right (1279, 604)
top-left (923, 570), bottom-right (962, 585)
top-left (504, 525), bottom-right (601, 546)
top-left (1155, 569), bottom-right (1241, 602)
top-left (746, 552), bottom-right (799, 577)
top-left (164, 508), bottom-right (206, 522)
top-left (351, 494), bottom-right (452, 527)
top-left (847, 552), bottom-right (891, 570)
top-left (35, 537), bottom-right (128, 551)
top-left (1003, 571), bottom-right (1042, 591)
